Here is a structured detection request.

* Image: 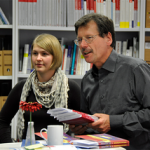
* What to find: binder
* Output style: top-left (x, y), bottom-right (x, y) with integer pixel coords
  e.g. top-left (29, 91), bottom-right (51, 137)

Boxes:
top-left (3, 50), bottom-right (12, 76)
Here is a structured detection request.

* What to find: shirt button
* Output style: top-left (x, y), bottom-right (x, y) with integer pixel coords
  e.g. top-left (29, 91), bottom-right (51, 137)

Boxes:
top-left (101, 95), bottom-right (104, 99)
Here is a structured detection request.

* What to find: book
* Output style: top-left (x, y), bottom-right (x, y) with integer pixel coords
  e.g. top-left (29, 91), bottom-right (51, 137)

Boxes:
top-left (71, 139), bottom-right (129, 149)
top-left (81, 0), bottom-right (84, 16)
top-left (71, 43), bottom-right (77, 75)
top-left (0, 17), bottom-right (3, 25)
top-left (75, 0), bottom-right (78, 22)
top-left (57, 0), bottom-right (61, 26)
top-left (35, 132), bottom-right (77, 143)
top-left (125, 0), bottom-right (129, 28)
top-left (69, 45), bottom-right (74, 74)
top-left (22, 44), bottom-right (29, 74)
top-left (47, 108), bottom-right (98, 125)
top-left (134, 0), bottom-right (138, 28)
top-left (131, 0), bottom-right (134, 28)
top-left (133, 37), bottom-right (137, 58)
top-left (39, 0), bottom-right (43, 26)
top-left (63, 0), bottom-right (67, 27)
top-left (96, 0), bottom-right (100, 14)
top-left (61, 45), bottom-right (66, 71)
top-left (115, 41), bottom-right (122, 54)
top-left (122, 41), bottom-right (127, 55)
top-left (115, 0), bottom-right (120, 27)
top-left (32, 0), bottom-right (37, 26)
top-left (136, 37), bottom-right (139, 58)
top-left (62, 46), bottom-right (68, 73)
top-left (73, 46), bottom-right (79, 75)
top-left (0, 7), bottom-right (10, 25)
top-left (100, 0), bottom-right (105, 15)
top-left (89, 0), bottom-right (94, 14)
top-left (106, 0), bottom-right (111, 19)
top-left (129, 0), bottom-right (132, 28)
top-left (19, 47), bottom-right (24, 72)
top-left (27, 0), bottom-right (33, 26)
top-left (94, 0), bottom-right (96, 13)
top-left (126, 39), bottom-right (132, 56)
top-left (27, 45), bottom-right (32, 74)
top-left (76, 48), bottom-right (82, 75)
top-left (65, 45), bottom-right (73, 75)
top-left (137, 0), bottom-right (140, 27)
top-left (75, 133), bottom-right (129, 147)
top-left (18, 0), bottom-right (23, 25)
top-left (36, 0), bottom-right (40, 26)
top-left (42, 0), bottom-right (46, 26)
top-left (86, 0), bottom-right (90, 14)
top-left (84, 0), bottom-right (87, 15)
top-left (112, 0), bottom-right (116, 26)
top-left (23, 0), bottom-right (28, 25)
top-left (120, 0), bottom-right (125, 28)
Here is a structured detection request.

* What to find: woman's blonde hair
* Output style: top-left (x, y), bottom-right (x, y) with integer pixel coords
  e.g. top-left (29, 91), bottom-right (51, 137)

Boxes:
top-left (31, 33), bottom-right (62, 70)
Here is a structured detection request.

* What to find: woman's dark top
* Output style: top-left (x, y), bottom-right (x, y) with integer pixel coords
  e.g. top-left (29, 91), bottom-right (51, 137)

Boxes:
top-left (0, 78), bottom-right (81, 143)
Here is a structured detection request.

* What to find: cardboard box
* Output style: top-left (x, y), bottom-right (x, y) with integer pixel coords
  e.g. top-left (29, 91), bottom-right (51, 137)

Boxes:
top-left (145, 49), bottom-right (150, 61)
top-left (0, 96), bottom-right (7, 110)
top-left (145, 36), bottom-right (150, 62)
top-left (145, 36), bottom-right (150, 42)
top-left (146, 61), bottom-right (150, 65)
top-left (3, 50), bottom-right (12, 76)
top-left (0, 51), bottom-right (3, 75)
top-left (146, 0), bottom-right (150, 28)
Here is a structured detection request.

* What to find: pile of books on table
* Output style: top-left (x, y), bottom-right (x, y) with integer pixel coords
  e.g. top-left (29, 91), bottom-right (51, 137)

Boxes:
top-left (35, 132), bottom-right (129, 149)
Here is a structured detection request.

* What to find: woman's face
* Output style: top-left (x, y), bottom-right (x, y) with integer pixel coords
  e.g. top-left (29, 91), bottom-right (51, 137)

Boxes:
top-left (32, 44), bottom-right (54, 75)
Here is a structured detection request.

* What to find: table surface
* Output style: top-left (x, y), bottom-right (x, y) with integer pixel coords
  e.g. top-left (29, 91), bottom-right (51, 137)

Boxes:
top-left (0, 142), bottom-right (126, 150)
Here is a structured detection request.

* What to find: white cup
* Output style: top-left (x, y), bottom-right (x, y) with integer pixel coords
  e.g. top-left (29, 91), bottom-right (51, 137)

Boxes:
top-left (40, 125), bottom-right (63, 146)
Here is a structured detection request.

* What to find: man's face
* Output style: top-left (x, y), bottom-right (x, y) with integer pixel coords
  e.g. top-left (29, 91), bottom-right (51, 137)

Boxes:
top-left (77, 20), bottom-right (112, 69)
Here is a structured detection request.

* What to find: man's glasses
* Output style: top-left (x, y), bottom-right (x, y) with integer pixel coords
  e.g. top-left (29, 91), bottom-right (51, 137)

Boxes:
top-left (74, 34), bottom-right (99, 46)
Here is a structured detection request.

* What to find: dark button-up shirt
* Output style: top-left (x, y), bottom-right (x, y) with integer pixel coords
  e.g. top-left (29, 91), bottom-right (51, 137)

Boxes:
top-left (81, 50), bottom-right (150, 150)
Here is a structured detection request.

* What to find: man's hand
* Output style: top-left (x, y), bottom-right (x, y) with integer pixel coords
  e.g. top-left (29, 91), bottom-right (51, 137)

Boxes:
top-left (69, 124), bottom-right (87, 135)
top-left (87, 113), bottom-right (111, 133)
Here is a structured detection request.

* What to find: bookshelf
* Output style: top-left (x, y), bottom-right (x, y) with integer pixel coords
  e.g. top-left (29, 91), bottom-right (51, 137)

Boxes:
top-left (0, 0), bottom-right (148, 141)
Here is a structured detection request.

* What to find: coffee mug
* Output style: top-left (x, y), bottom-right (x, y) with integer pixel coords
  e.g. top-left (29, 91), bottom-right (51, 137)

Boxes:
top-left (40, 125), bottom-right (63, 146)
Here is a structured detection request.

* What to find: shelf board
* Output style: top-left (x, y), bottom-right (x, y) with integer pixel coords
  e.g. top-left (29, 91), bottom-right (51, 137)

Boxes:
top-left (145, 28), bottom-right (150, 32)
top-left (18, 26), bottom-right (140, 32)
top-left (18, 73), bottom-right (83, 79)
top-left (67, 75), bottom-right (83, 79)
top-left (115, 27), bottom-right (140, 32)
top-left (18, 73), bottom-right (29, 78)
top-left (0, 25), bottom-right (13, 29)
top-left (18, 26), bottom-right (75, 31)
top-left (0, 76), bottom-right (12, 80)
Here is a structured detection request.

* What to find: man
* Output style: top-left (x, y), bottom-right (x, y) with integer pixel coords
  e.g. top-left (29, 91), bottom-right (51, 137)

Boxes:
top-left (70, 13), bottom-right (150, 150)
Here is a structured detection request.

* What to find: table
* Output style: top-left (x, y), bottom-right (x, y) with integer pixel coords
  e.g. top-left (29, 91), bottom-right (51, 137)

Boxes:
top-left (0, 142), bottom-right (126, 150)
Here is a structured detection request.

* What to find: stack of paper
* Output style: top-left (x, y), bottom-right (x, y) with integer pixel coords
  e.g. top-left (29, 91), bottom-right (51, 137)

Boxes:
top-left (47, 108), bottom-right (98, 125)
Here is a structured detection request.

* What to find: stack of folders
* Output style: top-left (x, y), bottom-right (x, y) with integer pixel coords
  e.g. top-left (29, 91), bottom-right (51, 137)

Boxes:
top-left (47, 108), bottom-right (98, 125)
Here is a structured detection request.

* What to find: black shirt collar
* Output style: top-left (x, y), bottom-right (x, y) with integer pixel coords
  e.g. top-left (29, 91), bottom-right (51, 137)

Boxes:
top-left (92, 50), bottom-right (117, 76)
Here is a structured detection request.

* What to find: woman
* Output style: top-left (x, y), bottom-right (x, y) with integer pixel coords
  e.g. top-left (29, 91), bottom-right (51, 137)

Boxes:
top-left (0, 34), bottom-right (81, 143)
